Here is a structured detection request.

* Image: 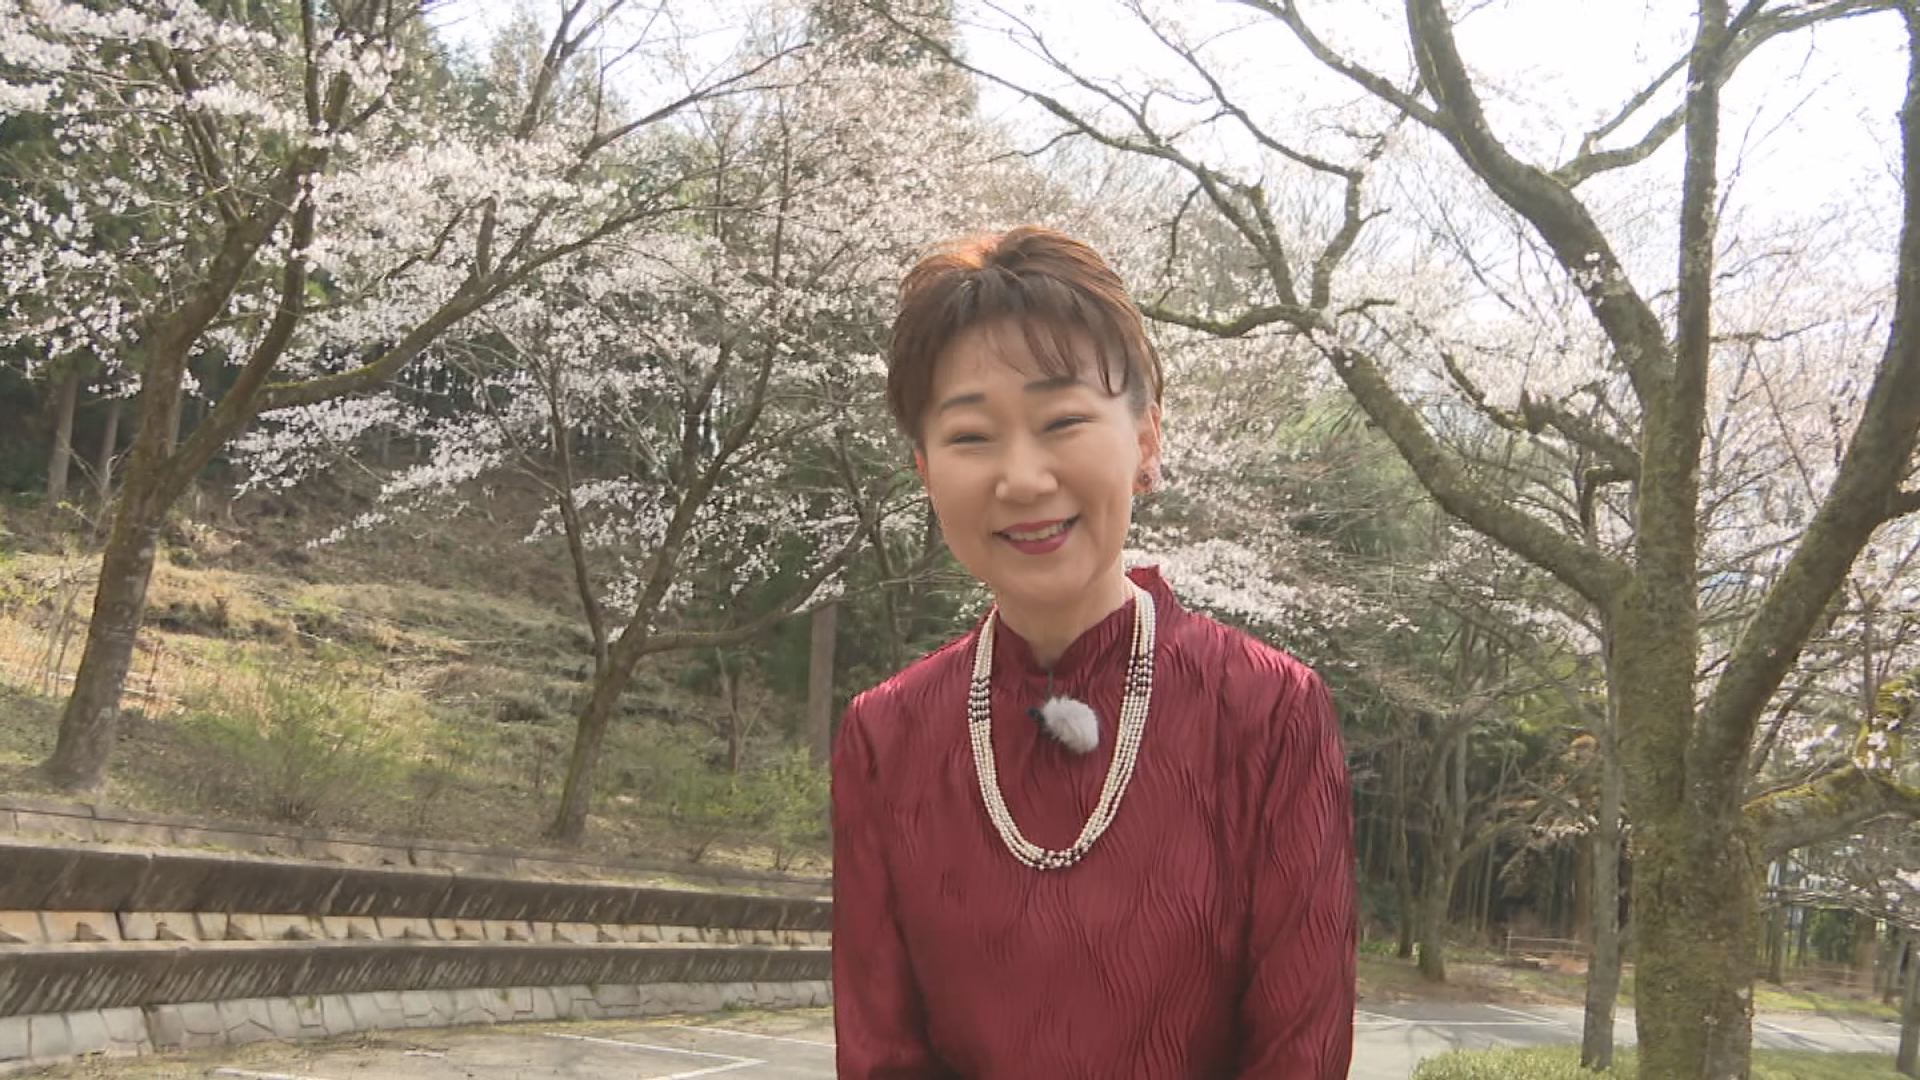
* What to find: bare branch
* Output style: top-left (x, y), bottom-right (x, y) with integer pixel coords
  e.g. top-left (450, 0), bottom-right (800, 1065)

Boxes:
top-left (1554, 0), bottom-right (1899, 186)
top-left (1231, 0), bottom-right (1447, 130)
top-left (638, 525), bottom-right (869, 656)
top-left (1700, 5), bottom-right (1920, 769)
top-left (1436, 349), bottom-right (1643, 482)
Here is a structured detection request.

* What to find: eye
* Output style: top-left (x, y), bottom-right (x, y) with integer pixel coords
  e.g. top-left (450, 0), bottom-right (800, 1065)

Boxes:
top-left (946, 431), bottom-right (988, 446)
top-left (1045, 415), bottom-right (1091, 433)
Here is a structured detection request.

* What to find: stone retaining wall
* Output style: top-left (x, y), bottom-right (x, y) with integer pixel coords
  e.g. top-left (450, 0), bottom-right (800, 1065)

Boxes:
top-left (0, 840), bottom-right (831, 928)
top-left (0, 831), bottom-right (835, 1073)
top-left (0, 980), bottom-right (832, 1068)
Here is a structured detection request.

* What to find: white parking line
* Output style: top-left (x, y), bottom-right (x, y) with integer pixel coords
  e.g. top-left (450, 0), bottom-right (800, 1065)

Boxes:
top-left (542, 1032), bottom-right (765, 1078)
top-left (215, 1069), bottom-right (339, 1080)
top-left (664, 1023), bottom-right (837, 1049)
top-left (1758, 1024), bottom-right (1899, 1044)
top-left (1485, 1004), bottom-right (1558, 1025)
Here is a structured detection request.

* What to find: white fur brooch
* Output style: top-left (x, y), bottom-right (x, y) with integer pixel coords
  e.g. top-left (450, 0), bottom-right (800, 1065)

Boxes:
top-left (1031, 695), bottom-right (1100, 755)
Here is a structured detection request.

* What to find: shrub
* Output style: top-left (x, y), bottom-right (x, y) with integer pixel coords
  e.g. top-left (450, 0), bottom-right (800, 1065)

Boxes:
top-left (183, 657), bottom-right (405, 825)
top-left (750, 746), bottom-right (829, 871)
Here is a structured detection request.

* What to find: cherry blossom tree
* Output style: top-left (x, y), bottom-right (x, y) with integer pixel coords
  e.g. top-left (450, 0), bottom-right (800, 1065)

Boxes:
top-left (872, 0), bottom-right (1920, 1072)
top-left (232, 21), bottom-right (1032, 839)
top-left (0, 0), bottom-right (794, 791)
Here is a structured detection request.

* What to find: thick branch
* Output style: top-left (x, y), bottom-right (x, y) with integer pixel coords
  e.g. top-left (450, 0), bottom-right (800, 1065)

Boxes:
top-left (1319, 339), bottom-right (1630, 608)
top-left (256, 199), bottom-right (679, 412)
top-left (1438, 350), bottom-right (1643, 480)
top-left (1748, 763), bottom-right (1920, 860)
top-left (637, 523), bottom-right (869, 656)
top-left (1401, 0), bottom-right (1672, 406)
top-left (1890, 486), bottom-right (1920, 521)
top-left (1141, 301), bottom-right (1320, 337)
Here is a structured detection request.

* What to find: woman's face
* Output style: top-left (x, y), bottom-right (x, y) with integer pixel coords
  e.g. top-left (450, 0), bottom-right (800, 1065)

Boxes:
top-left (916, 319), bottom-right (1160, 623)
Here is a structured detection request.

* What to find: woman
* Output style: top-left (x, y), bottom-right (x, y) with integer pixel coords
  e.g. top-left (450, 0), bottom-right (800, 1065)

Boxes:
top-left (832, 227), bottom-right (1355, 1078)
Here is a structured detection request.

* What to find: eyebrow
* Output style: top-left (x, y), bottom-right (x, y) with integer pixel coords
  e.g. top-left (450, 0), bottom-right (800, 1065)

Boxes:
top-left (935, 375), bottom-right (1083, 414)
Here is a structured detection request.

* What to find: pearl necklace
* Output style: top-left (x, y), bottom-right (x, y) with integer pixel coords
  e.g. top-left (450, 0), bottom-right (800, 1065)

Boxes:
top-left (968, 581), bottom-right (1156, 871)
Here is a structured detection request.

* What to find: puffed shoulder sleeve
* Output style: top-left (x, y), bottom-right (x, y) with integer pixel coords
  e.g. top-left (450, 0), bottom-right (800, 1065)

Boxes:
top-left (832, 695), bottom-right (952, 1079)
top-left (1234, 665), bottom-right (1357, 1078)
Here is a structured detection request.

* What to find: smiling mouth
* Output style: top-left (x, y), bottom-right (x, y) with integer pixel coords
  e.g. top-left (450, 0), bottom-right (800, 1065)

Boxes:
top-left (998, 517), bottom-right (1077, 542)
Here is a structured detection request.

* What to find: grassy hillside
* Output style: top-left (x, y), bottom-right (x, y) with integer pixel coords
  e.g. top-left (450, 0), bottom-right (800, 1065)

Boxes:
top-left (0, 478), bottom-right (828, 874)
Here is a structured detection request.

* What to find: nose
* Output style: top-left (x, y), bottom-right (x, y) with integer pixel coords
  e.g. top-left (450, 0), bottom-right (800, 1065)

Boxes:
top-left (994, 433), bottom-right (1059, 503)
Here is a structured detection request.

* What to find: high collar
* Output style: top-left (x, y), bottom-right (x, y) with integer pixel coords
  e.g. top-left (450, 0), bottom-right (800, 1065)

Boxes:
top-left (988, 565), bottom-right (1175, 680)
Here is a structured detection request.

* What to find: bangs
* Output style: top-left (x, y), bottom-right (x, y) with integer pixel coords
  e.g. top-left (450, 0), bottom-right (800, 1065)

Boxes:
top-left (956, 277), bottom-right (1137, 397)
top-left (888, 227), bottom-right (1161, 442)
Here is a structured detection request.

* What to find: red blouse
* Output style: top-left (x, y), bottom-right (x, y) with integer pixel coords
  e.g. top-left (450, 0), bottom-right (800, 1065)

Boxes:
top-left (832, 566), bottom-right (1355, 1078)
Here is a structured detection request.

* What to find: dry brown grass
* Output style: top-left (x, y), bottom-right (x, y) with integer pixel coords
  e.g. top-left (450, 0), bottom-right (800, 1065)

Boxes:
top-left (0, 500), bottom-right (825, 875)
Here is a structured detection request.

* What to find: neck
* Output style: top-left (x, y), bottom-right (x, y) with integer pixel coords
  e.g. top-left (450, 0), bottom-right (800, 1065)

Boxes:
top-left (995, 565), bottom-right (1132, 668)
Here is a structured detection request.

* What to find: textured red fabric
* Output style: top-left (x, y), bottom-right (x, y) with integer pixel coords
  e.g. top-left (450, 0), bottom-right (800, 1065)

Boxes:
top-left (832, 566), bottom-right (1356, 1078)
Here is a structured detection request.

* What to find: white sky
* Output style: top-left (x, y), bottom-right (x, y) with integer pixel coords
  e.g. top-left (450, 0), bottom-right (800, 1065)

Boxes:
top-left (432, 0), bottom-right (1907, 215)
top-left (952, 0), bottom-right (1906, 218)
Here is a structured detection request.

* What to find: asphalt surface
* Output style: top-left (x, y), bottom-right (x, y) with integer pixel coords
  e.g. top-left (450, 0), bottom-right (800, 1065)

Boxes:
top-left (47, 1003), bottom-right (1905, 1080)
top-left (1348, 1002), bottom-right (1900, 1079)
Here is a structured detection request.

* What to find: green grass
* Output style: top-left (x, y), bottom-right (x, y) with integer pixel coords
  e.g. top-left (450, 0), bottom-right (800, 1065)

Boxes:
top-left (1414, 1047), bottom-right (1904, 1079)
top-left (1757, 981), bottom-right (1902, 1023)
top-left (1357, 952), bottom-right (1898, 1025)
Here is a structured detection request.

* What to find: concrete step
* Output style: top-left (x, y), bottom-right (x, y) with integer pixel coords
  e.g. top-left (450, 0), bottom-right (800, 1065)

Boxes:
top-left (0, 939), bottom-right (831, 1017)
top-left (0, 909), bottom-right (829, 948)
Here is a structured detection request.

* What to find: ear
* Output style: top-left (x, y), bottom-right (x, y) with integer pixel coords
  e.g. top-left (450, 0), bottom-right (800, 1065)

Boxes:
top-left (1134, 405), bottom-right (1163, 493)
top-left (912, 446), bottom-right (928, 482)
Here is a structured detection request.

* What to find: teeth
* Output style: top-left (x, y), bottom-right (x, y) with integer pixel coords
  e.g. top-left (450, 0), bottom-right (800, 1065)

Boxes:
top-left (1006, 520), bottom-right (1070, 542)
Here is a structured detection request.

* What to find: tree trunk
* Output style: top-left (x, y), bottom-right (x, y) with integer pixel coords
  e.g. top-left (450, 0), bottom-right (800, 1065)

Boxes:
top-left (1572, 831), bottom-right (1593, 945)
top-left (1582, 685), bottom-right (1627, 1070)
top-left (546, 366), bottom-right (609, 677)
top-left (721, 653), bottom-right (744, 775)
top-left (1882, 931), bottom-right (1901, 1002)
top-left (1416, 853), bottom-right (1451, 982)
top-left (1391, 741), bottom-right (1416, 960)
top-left (1899, 934), bottom-right (1918, 1077)
top-left (1416, 725), bottom-right (1467, 983)
top-left (1631, 813), bottom-right (1759, 1079)
top-left (94, 395), bottom-right (121, 505)
top-left (1477, 841), bottom-right (1497, 935)
top-left (1855, 917), bottom-right (1881, 989)
top-left (1766, 900), bottom-right (1788, 985)
top-left (40, 484), bottom-right (166, 788)
top-left (548, 656), bottom-right (642, 843)
top-left (806, 601), bottom-right (837, 766)
top-left (47, 369), bottom-right (79, 505)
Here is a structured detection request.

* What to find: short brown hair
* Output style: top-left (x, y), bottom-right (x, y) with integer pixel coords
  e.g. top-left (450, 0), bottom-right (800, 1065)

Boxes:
top-left (887, 226), bottom-right (1164, 442)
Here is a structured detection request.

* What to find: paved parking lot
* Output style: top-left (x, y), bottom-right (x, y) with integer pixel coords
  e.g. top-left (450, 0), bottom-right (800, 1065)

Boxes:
top-left (1350, 1001), bottom-right (1900, 1079)
top-left (36, 1003), bottom-right (1903, 1080)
